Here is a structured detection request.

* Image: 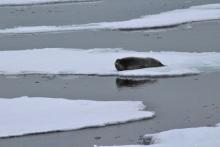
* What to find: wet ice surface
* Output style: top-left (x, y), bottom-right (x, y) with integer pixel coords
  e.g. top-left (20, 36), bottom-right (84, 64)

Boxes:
top-left (1, 4), bottom-right (220, 34)
top-left (0, 97), bottom-right (154, 138)
top-left (0, 48), bottom-right (220, 77)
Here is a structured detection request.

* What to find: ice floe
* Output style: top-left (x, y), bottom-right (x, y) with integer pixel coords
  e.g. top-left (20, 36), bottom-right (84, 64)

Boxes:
top-left (0, 4), bottom-right (220, 34)
top-left (0, 97), bottom-right (154, 138)
top-left (0, 0), bottom-right (100, 6)
top-left (98, 124), bottom-right (220, 147)
top-left (0, 48), bottom-right (220, 77)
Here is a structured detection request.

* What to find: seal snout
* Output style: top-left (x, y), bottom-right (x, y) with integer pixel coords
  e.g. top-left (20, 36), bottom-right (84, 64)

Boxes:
top-left (115, 59), bottom-right (124, 71)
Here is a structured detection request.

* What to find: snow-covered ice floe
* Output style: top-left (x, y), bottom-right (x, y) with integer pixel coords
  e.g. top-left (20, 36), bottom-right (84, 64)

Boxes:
top-left (0, 97), bottom-right (154, 138)
top-left (0, 0), bottom-right (100, 6)
top-left (98, 124), bottom-right (220, 147)
top-left (1, 4), bottom-right (220, 34)
top-left (0, 48), bottom-right (220, 77)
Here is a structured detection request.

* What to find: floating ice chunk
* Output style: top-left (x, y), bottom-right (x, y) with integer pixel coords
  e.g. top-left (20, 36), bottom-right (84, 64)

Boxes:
top-left (0, 97), bottom-right (154, 138)
top-left (0, 48), bottom-right (219, 77)
top-left (0, 0), bottom-right (100, 6)
top-left (1, 4), bottom-right (220, 34)
top-left (98, 125), bottom-right (220, 147)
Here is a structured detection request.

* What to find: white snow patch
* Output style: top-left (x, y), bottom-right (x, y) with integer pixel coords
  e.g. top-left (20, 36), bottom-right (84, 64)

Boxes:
top-left (1, 4), bottom-right (220, 34)
top-left (0, 48), bottom-right (220, 77)
top-left (0, 0), bottom-right (100, 6)
top-left (98, 125), bottom-right (220, 147)
top-left (0, 97), bottom-right (154, 138)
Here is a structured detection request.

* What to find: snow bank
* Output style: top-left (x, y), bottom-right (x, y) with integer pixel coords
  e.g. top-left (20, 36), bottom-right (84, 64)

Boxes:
top-left (98, 125), bottom-right (220, 147)
top-left (1, 4), bottom-right (220, 34)
top-left (0, 0), bottom-right (100, 6)
top-left (0, 97), bottom-right (154, 138)
top-left (0, 48), bottom-right (220, 77)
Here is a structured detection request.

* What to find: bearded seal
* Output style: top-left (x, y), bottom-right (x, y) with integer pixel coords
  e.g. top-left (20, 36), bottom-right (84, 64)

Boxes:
top-left (115, 57), bottom-right (164, 71)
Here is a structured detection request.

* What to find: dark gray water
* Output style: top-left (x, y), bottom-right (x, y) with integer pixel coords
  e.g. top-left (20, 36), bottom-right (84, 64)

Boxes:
top-left (0, 0), bottom-right (220, 147)
top-left (0, 0), bottom-right (220, 52)
top-left (0, 0), bottom-right (219, 28)
top-left (1, 21), bottom-right (220, 52)
top-left (0, 73), bottom-right (220, 147)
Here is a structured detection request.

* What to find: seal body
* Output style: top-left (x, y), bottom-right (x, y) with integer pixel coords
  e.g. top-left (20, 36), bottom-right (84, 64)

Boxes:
top-left (115, 57), bottom-right (164, 71)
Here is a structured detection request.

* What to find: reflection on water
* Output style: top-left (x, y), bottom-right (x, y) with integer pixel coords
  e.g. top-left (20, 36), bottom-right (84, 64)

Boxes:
top-left (116, 77), bottom-right (157, 88)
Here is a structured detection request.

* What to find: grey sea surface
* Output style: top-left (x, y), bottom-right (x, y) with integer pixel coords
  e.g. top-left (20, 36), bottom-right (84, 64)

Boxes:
top-left (0, 0), bottom-right (219, 28)
top-left (0, 21), bottom-right (220, 52)
top-left (0, 0), bottom-right (220, 147)
top-left (0, 73), bottom-right (220, 147)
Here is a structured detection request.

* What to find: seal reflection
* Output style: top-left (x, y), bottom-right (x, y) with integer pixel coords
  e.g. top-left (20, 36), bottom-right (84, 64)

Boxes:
top-left (116, 77), bottom-right (157, 89)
